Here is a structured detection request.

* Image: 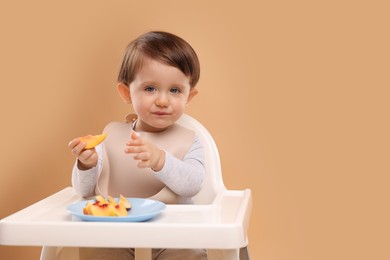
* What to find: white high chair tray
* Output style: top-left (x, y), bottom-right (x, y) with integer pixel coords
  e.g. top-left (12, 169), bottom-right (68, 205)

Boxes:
top-left (0, 187), bottom-right (251, 249)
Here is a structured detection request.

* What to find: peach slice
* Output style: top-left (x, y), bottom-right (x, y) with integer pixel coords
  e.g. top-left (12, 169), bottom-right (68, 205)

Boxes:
top-left (82, 194), bottom-right (130, 217)
top-left (119, 194), bottom-right (132, 211)
top-left (110, 203), bottom-right (127, 216)
top-left (79, 133), bottom-right (107, 149)
top-left (116, 204), bottom-right (128, 216)
top-left (89, 202), bottom-right (111, 216)
top-left (95, 195), bottom-right (107, 205)
top-left (83, 201), bottom-right (93, 215)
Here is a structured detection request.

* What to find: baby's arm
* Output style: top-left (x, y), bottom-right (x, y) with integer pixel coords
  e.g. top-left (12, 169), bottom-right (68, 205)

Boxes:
top-left (125, 133), bottom-right (205, 199)
top-left (71, 145), bottom-right (102, 198)
top-left (154, 136), bottom-right (205, 198)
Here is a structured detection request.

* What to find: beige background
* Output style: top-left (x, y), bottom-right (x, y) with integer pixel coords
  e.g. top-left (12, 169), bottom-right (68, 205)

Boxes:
top-left (1, 1), bottom-right (389, 259)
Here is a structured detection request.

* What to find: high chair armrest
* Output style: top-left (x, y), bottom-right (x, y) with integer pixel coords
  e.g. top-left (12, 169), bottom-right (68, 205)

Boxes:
top-left (212, 189), bottom-right (252, 237)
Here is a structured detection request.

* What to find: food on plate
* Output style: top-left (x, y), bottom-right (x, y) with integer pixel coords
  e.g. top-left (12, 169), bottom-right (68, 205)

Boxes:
top-left (79, 133), bottom-right (107, 149)
top-left (119, 194), bottom-right (132, 211)
top-left (83, 195), bottom-right (132, 216)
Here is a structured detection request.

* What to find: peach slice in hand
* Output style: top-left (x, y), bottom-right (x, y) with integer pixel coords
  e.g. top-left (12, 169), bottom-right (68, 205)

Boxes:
top-left (79, 133), bottom-right (107, 149)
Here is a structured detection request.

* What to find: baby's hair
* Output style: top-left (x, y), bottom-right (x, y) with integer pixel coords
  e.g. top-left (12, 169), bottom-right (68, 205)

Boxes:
top-left (118, 31), bottom-right (200, 88)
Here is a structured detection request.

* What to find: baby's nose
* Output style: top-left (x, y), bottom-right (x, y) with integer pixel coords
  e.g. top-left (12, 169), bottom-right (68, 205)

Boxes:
top-left (155, 94), bottom-right (169, 106)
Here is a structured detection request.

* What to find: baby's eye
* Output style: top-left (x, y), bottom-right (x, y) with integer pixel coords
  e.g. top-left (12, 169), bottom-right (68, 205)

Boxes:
top-left (170, 88), bottom-right (181, 94)
top-left (145, 86), bottom-right (156, 92)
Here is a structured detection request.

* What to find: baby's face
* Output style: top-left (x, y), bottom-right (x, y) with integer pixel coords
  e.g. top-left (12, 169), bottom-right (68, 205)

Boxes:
top-left (129, 58), bottom-right (193, 132)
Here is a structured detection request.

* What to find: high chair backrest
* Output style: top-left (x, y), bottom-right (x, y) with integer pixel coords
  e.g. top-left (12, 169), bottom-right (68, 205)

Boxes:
top-left (176, 114), bottom-right (226, 204)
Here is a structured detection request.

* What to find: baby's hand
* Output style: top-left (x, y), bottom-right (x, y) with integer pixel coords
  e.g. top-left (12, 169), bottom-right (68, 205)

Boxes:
top-left (125, 131), bottom-right (165, 171)
top-left (68, 137), bottom-right (98, 170)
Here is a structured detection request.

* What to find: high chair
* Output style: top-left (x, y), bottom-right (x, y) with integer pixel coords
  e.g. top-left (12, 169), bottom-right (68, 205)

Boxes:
top-left (0, 114), bottom-right (252, 260)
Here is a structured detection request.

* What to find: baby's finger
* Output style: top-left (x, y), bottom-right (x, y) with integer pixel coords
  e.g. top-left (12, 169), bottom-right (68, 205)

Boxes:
top-left (71, 142), bottom-right (87, 156)
top-left (126, 139), bottom-right (143, 146)
top-left (78, 148), bottom-right (95, 162)
top-left (133, 152), bottom-right (150, 161)
top-left (130, 131), bottom-right (140, 140)
top-left (136, 160), bottom-right (150, 168)
top-left (68, 138), bottom-right (81, 149)
top-left (125, 145), bottom-right (146, 154)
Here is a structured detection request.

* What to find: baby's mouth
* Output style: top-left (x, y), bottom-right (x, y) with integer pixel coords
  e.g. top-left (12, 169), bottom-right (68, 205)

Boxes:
top-left (153, 111), bottom-right (170, 116)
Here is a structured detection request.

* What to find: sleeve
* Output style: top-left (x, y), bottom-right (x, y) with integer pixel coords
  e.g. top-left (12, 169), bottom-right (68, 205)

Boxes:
top-left (153, 135), bottom-right (205, 198)
top-left (71, 145), bottom-right (103, 198)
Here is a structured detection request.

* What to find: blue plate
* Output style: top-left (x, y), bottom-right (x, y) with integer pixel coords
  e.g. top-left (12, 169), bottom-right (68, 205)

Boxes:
top-left (67, 198), bottom-right (166, 222)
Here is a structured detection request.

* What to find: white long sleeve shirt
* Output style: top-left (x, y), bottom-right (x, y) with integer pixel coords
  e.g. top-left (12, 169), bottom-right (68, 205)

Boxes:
top-left (72, 136), bottom-right (205, 204)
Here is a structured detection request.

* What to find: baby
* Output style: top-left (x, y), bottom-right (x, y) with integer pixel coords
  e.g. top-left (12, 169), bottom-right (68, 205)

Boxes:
top-left (68, 31), bottom-right (207, 259)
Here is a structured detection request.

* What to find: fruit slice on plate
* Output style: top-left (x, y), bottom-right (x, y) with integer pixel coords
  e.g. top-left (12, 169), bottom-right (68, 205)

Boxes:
top-left (83, 195), bottom-right (132, 217)
top-left (119, 194), bottom-right (132, 211)
top-left (110, 203), bottom-right (127, 216)
top-left (83, 201), bottom-right (93, 215)
top-left (95, 195), bottom-right (108, 205)
top-left (79, 133), bottom-right (107, 149)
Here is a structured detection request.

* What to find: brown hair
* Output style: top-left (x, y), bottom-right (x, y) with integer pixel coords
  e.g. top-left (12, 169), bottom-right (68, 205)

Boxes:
top-left (118, 31), bottom-right (200, 88)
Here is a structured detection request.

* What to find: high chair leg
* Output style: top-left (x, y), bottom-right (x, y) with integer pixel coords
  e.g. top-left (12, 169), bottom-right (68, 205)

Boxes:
top-left (40, 246), bottom-right (57, 260)
top-left (40, 246), bottom-right (80, 260)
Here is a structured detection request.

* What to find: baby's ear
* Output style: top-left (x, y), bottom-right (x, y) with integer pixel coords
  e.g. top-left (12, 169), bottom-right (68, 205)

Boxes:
top-left (117, 83), bottom-right (132, 104)
top-left (186, 87), bottom-right (198, 104)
